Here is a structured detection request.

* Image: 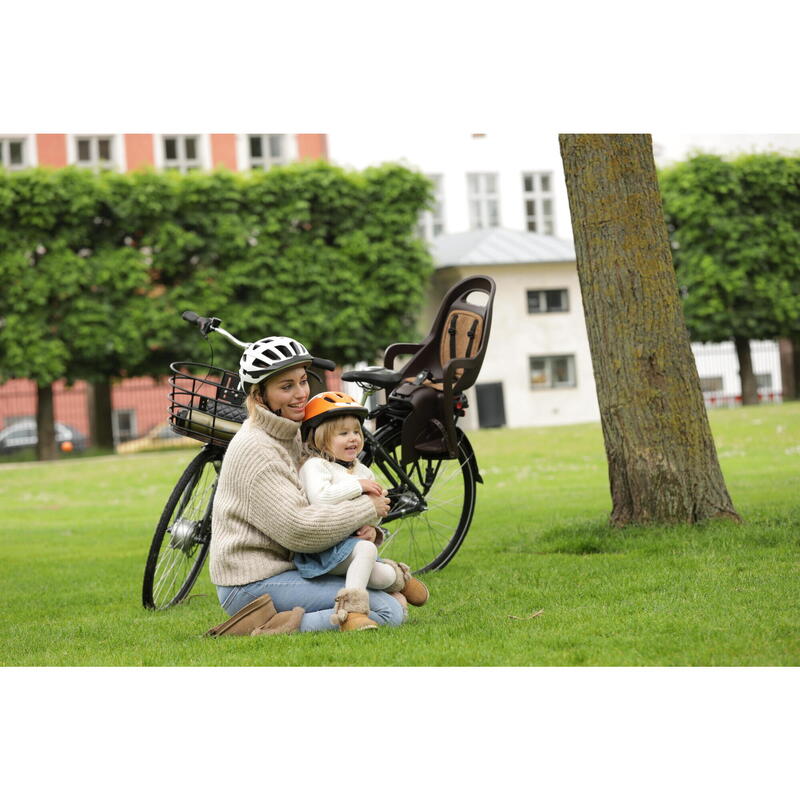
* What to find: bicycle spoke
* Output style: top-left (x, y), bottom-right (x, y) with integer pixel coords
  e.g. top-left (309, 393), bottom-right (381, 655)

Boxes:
top-left (144, 450), bottom-right (219, 609)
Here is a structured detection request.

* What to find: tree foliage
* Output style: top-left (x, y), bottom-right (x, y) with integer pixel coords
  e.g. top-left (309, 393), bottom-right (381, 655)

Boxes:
top-left (659, 152), bottom-right (800, 343)
top-left (0, 162), bottom-right (434, 388)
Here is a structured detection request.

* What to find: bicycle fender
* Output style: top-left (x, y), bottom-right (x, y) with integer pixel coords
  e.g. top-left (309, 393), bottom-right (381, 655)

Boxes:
top-left (457, 429), bottom-right (483, 484)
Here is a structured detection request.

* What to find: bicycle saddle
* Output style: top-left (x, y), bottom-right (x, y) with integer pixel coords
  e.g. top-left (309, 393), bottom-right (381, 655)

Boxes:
top-left (341, 366), bottom-right (403, 390)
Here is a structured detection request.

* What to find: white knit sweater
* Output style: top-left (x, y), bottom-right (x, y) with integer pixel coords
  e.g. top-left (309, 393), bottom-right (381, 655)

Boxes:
top-left (299, 457), bottom-right (379, 509)
top-left (209, 403), bottom-right (376, 586)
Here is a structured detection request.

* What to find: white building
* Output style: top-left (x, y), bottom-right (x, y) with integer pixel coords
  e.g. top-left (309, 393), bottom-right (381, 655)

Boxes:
top-left (427, 228), bottom-right (598, 430)
top-left (329, 132), bottom-right (798, 428)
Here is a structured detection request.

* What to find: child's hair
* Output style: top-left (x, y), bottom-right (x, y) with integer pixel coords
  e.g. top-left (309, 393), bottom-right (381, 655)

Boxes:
top-left (306, 414), bottom-right (364, 463)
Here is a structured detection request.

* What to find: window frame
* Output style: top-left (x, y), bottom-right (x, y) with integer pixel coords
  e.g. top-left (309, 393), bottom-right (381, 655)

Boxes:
top-left (112, 409), bottom-right (137, 444)
top-left (247, 134), bottom-right (288, 170)
top-left (0, 137), bottom-right (28, 171)
top-left (527, 288), bottom-right (569, 314)
top-left (529, 354), bottom-right (577, 390)
top-left (417, 174), bottom-right (445, 240)
top-left (467, 172), bottom-right (500, 229)
top-left (72, 134), bottom-right (117, 170)
top-left (161, 134), bottom-right (204, 172)
top-left (522, 171), bottom-right (555, 235)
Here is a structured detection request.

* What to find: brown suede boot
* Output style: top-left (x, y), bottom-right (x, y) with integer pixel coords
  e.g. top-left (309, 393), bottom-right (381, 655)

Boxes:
top-left (383, 560), bottom-right (430, 607)
top-left (205, 594), bottom-right (304, 637)
top-left (251, 606), bottom-right (304, 636)
top-left (205, 594), bottom-right (278, 636)
top-left (330, 588), bottom-right (379, 632)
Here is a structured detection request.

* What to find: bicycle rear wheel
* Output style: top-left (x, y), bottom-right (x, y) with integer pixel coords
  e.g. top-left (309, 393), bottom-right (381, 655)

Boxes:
top-left (142, 446), bottom-right (222, 610)
top-left (363, 426), bottom-right (478, 574)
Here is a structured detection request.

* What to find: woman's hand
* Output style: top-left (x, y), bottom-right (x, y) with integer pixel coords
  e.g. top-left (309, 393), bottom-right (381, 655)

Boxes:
top-left (370, 492), bottom-right (391, 518)
top-left (358, 479), bottom-right (384, 496)
top-left (355, 525), bottom-right (378, 542)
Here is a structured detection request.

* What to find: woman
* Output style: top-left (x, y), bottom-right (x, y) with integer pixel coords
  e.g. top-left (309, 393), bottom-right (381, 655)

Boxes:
top-left (207, 334), bottom-right (405, 635)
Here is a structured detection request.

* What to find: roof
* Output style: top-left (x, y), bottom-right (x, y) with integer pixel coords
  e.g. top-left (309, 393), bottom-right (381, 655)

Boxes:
top-left (430, 227), bottom-right (576, 267)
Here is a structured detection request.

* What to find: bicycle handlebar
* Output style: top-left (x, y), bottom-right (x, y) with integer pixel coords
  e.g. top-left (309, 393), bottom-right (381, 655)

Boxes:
top-left (182, 310), bottom-right (220, 336)
top-left (181, 310), bottom-right (336, 371)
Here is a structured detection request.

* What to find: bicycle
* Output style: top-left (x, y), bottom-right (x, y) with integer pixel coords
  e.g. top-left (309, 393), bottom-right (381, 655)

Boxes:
top-left (142, 276), bottom-right (493, 611)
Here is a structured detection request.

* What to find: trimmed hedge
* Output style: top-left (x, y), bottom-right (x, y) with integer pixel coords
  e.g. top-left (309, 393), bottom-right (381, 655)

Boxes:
top-left (0, 162), bottom-right (434, 386)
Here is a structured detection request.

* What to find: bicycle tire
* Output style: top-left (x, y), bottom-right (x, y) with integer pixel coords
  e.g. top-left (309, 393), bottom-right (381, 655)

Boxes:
top-left (362, 425), bottom-right (478, 574)
top-left (142, 446), bottom-right (222, 610)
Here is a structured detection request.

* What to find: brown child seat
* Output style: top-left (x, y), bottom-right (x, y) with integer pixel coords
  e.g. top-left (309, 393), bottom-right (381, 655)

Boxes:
top-left (383, 275), bottom-right (495, 464)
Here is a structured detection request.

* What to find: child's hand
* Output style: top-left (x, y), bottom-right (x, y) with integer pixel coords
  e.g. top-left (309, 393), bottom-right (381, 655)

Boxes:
top-left (355, 525), bottom-right (378, 542)
top-left (359, 479), bottom-right (384, 497)
top-left (370, 493), bottom-right (391, 518)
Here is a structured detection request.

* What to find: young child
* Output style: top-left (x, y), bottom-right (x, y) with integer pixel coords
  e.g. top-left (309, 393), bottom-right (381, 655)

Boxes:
top-left (295, 391), bottom-right (429, 631)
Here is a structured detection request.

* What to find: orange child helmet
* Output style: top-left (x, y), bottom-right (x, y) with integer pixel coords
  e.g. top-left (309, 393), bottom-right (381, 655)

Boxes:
top-left (301, 392), bottom-right (368, 442)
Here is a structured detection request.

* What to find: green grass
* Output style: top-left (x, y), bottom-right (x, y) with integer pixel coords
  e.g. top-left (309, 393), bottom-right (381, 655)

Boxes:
top-left (1, 402), bottom-right (798, 666)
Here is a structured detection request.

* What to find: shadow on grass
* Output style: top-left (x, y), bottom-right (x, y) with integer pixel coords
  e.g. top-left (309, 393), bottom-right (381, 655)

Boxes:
top-left (509, 514), bottom-right (784, 557)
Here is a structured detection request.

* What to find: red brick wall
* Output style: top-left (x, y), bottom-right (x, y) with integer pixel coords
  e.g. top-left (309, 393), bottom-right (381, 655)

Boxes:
top-left (297, 134), bottom-right (328, 161)
top-left (35, 134), bottom-right (68, 166)
top-left (124, 134), bottom-right (155, 171)
top-left (210, 134), bottom-right (238, 170)
top-left (0, 377), bottom-right (171, 441)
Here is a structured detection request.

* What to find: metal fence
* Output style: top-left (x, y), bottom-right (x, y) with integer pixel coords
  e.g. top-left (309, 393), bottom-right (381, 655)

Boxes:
top-left (692, 340), bottom-right (783, 409)
top-left (0, 369), bottom-right (345, 455)
top-left (0, 341), bottom-right (789, 455)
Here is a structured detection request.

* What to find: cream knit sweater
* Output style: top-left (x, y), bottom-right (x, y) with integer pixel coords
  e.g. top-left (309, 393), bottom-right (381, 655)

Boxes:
top-left (209, 403), bottom-right (377, 586)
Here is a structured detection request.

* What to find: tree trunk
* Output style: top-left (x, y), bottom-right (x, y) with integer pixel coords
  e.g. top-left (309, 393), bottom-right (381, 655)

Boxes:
top-left (794, 335), bottom-right (800, 402)
top-left (88, 379), bottom-right (115, 450)
top-left (559, 133), bottom-right (740, 525)
top-left (778, 338), bottom-right (796, 400)
top-left (36, 383), bottom-right (58, 461)
top-left (734, 336), bottom-right (758, 405)
top-left (789, 336), bottom-right (800, 402)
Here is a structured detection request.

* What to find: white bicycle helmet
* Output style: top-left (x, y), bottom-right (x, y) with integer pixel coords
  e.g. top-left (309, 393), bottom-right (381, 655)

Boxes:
top-left (238, 336), bottom-right (313, 389)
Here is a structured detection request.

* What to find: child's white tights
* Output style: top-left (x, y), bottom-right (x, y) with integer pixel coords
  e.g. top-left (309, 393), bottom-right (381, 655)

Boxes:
top-left (329, 540), bottom-right (397, 591)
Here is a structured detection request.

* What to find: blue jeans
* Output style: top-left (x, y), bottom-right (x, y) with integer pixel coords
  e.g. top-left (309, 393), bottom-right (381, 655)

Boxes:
top-left (216, 570), bottom-right (405, 633)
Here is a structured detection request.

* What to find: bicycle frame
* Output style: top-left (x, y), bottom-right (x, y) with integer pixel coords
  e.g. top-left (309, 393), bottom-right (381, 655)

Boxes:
top-left (185, 309), bottom-right (480, 524)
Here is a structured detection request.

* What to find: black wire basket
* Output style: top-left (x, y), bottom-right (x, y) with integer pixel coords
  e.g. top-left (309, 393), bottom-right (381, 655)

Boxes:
top-left (169, 362), bottom-right (247, 447)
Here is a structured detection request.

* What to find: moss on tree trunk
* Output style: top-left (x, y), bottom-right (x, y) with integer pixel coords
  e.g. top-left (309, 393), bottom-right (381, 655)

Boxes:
top-left (559, 133), bottom-right (740, 525)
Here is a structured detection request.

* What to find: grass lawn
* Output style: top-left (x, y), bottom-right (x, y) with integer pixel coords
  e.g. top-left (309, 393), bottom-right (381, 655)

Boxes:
top-left (1, 402), bottom-right (798, 666)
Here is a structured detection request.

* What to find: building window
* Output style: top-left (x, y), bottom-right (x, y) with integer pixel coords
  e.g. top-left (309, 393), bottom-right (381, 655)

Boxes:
top-left (417, 174), bottom-right (445, 240)
top-left (74, 135), bottom-right (115, 169)
top-left (162, 135), bottom-right (202, 172)
top-left (699, 376), bottom-right (724, 393)
top-left (527, 288), bottom-right (569, 313)
top-left (522, 172), bottom-right (555, 234)
top-left (467, 172), bottom-right (500, 229)
top-left (0, 137), bottom-right (27, 171)
top-left (755, 373), bottom-right (772, 391)
top-left (248, 134), bottom-right (287, 169)
top-left (529, 355), bottom-right (576, 390)
top-left (112, 409), bottom-right (137, 444)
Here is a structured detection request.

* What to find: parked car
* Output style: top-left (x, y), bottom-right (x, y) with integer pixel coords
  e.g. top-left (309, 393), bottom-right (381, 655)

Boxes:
top-left (0, 420), bottom-right (87, 455)
top-left (116, 421), bottom-right (200, 454)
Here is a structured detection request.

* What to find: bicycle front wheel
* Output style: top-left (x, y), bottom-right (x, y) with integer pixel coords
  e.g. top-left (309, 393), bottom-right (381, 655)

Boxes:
top-left (364, 426), bottom-right (479, 574)
top-left (142, 446), bottom-right (222, 610)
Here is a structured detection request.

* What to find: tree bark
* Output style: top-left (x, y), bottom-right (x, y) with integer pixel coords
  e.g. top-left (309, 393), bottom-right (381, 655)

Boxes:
top-left (88, 379), bottom-right (115, 450)
top-left (734, 336), bottom-right (758, 405)
top-left (36, 383), bottom-right (58, 461)
top-left (559, 133), bottom-right (740, 525)
top-left (778, 338), bottom-right (796, 400)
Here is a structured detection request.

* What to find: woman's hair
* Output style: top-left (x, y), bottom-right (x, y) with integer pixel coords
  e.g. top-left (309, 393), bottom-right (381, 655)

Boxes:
top-left (306, 415), bottom-right (364, 463)
top-left (245, 382), bottom-right (267, 417)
